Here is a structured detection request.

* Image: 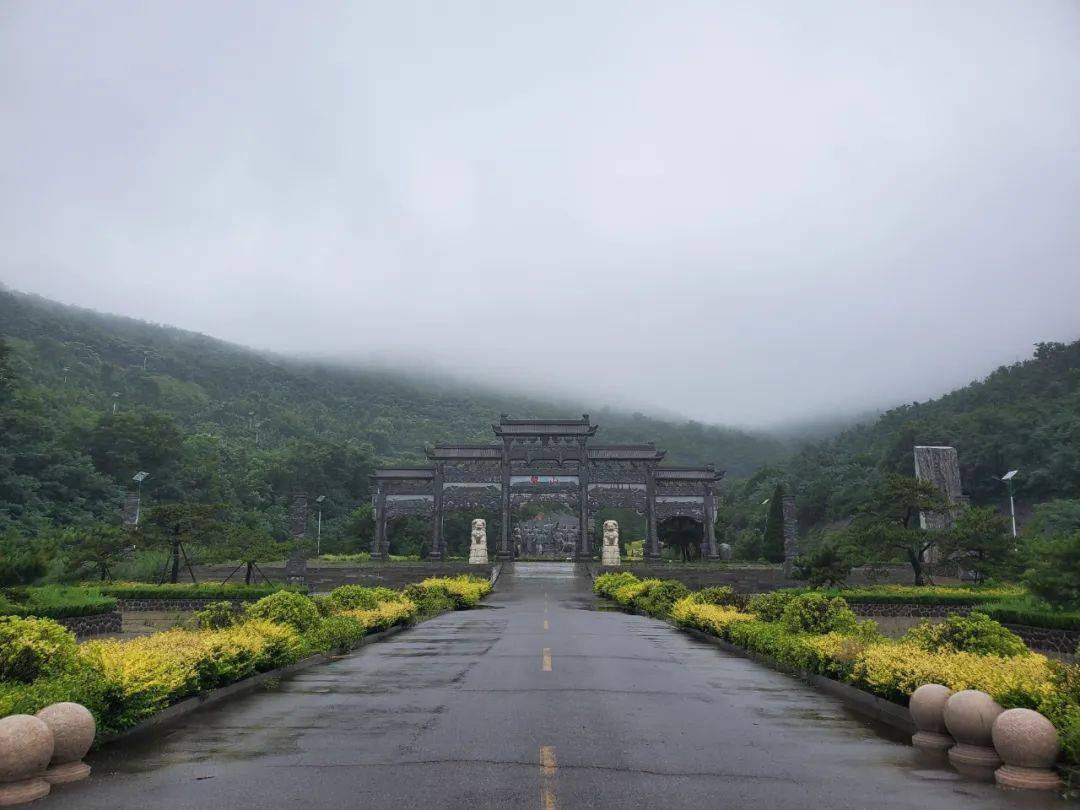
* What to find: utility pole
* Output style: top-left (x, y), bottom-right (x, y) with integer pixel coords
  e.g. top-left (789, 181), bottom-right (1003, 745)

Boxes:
top-left (132, 471), bottom-right (150, 526)
top-left (1001, 470), bottom-right (1019, 538)
top-left (315, 495), bottom-right (325, 556)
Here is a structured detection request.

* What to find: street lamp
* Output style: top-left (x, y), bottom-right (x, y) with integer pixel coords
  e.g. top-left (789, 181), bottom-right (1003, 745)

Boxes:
top-left (1001, 470), bottom-right (1019, 538)
top-left (132, 471), bottom-right (150, 526)
top-left (315, 495), bottom-right (326, 556)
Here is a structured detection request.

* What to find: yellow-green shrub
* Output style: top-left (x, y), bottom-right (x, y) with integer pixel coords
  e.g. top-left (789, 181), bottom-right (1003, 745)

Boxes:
top-left (848, 641), bottom-right (1057, 707)
top-left (671, 599), bottom-right (754, 636)
top-left (613, 578), bottom-right (661, 607)
top-left (245, 591), bottom-right (321, 633)
top-left (594, 571), bottom-right (640, 599)
top-left (0, 616), bottom-right (81, 682)
top-left (416, 576), bottom-right (491, 609)
top-left (341, 599), bottom-right (418, 632)
top-left (308, 615), bottom-right (366, 653)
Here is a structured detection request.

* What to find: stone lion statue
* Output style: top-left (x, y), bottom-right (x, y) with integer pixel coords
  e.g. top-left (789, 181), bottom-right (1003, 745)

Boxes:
top-left (470, 519), bottom-right (486, 545)
top-left (601, 520), bottom-right (620, 566)
top-left (469, 518), bottom-right (488, 564)
top-left (603, 520), bottom-right (619, 546)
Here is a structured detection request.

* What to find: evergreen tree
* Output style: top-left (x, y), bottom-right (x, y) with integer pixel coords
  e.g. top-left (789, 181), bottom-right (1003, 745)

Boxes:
top-left (762, 484), bottom-right (785, 563)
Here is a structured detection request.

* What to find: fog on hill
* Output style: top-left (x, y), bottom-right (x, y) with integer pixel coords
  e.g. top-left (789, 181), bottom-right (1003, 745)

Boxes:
top-left (2, 2), bottom-right (1080, 428)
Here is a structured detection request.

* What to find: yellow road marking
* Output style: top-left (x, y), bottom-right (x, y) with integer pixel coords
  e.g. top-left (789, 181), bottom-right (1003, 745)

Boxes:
top-left (543, 619), bottom-right (549, 631)
top-left (540, 745), bottom-right (557, 809)
top-left (542, 647), bottom-right (552, 671)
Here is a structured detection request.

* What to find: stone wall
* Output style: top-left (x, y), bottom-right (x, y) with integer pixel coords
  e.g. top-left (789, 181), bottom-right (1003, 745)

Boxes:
top-left (119, 598), bottom-right (247, 612)
top-left (57, 611), bottom-right (122, 638)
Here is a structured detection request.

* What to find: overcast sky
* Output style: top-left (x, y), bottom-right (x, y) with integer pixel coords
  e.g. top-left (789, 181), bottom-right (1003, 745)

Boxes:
top-left (2, 2), bottom-right (1079, 428)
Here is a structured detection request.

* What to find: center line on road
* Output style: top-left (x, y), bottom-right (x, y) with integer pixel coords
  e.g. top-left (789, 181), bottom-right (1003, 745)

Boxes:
top-left (539, 745), bottom-right (557, 810)
top-left (542, 647), bottom-right (552, 671)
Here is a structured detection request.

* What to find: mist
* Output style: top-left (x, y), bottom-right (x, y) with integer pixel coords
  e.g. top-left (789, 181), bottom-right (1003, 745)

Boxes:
top-left (2, 1), bottom-right (1079, 428)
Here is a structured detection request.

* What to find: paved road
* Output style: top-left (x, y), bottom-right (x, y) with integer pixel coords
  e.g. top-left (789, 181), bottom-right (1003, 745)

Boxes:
top-left (52, 564), bottom-right (1058, 809)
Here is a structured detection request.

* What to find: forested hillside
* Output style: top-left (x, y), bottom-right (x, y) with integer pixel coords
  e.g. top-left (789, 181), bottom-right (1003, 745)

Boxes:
top-left (718, 339), bottom-right (1080, 552)
top-left (0, 288), bottom-right (789, 543)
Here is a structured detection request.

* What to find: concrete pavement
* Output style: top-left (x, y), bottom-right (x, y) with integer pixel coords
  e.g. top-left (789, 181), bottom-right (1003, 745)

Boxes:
top-left (49, 563), bottom-right (1059, 809)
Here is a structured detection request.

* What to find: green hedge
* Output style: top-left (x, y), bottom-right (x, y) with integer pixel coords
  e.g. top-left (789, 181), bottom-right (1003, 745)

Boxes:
top-left (0, 587), bottom-right (118, 619)
top-left (976, 600), bottom-right (1080, 631)
top-left (824, 585), bottom-right (1024, 606)
top-left (96, 582), bottom-right (304, 600)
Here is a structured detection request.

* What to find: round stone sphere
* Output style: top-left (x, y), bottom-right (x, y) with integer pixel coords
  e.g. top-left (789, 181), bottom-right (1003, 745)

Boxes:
top-left (35, 703), bottom-right (95, 765)
top-left (910, 684), bottom-right (952, 733)
top-left (944, 690), bottom-right (1003, 747)
top-left (991, 708), bottom-right (1060, 769)
top-left (0, 714), bottom-right (54, 782)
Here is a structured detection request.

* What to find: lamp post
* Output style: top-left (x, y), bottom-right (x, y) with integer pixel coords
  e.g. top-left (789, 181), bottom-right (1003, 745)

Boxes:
top-left (1001, 470), bottom-right (1019, 538)
top-left (315, 495), bottom-right (325, 557)
top-left (132, 471), bottom-right (150, 526)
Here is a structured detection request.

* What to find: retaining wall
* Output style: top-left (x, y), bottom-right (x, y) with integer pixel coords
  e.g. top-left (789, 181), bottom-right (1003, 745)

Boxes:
top-left (57, 611), bottom-right (122, 637)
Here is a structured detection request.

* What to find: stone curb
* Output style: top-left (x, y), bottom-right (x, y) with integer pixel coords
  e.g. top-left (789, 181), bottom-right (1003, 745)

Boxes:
top-left (99, 622), bottom-right (410, 746)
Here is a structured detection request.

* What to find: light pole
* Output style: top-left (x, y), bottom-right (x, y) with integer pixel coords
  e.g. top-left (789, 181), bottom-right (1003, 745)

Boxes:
top-left (132, 471), bottom-right (150, 526)
top-left (315, 495), bottom-right (325, 557)
top-left (1001, 470), bottom-right (1019, 538)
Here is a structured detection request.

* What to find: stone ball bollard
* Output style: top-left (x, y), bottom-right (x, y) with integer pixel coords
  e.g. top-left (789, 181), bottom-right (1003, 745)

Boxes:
top-left (35, 702), bottom-right (96, 784)
top-left (909, 684), bottom-right (954, 756)
top-left (943, 689), bottom-right (1003, 781)
top-left (0, 714), bottom-right (54, 806)
top-left (991, 708), bottom-right (1062, 791)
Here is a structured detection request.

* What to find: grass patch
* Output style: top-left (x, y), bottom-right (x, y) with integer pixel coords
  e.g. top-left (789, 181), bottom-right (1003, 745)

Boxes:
top-left (0, 586), bottom-right (117, 619)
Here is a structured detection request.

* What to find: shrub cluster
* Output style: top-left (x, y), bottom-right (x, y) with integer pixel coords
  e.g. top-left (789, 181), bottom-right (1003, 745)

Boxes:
top-left (421, 576), bottom-right (492, 609)
top-left (595, 572), bottom-right (1080, 765)
top-left (0, 574), bottom-right (492, 736)
top-left (902, 612), bottom-right (1028, 658)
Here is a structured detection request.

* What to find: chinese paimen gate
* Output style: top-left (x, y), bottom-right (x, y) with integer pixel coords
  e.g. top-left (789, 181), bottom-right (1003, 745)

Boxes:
top-left (370, 415), bottom-right (723, 561)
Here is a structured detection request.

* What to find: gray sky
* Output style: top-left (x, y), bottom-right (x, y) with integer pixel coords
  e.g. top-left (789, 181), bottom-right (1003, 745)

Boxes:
top-left (2, 2), bottom-right (1079, 428)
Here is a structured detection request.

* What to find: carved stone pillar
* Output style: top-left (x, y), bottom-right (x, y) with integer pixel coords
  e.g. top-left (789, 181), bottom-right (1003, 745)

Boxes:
top-left (286, 492), bottom-right (309, 584)
top-left (371, 485), bottom-right (388, 561)
top-left (781, 494), bottom-right (798, 577)
top-left (703, 482), bottom-right (719, 559)
top-left (431, 464), bottom-right (444, 560)
top-left (645, 465), bottom-right (660, 560)
top-left (497, 440), bottom-right (513, 559)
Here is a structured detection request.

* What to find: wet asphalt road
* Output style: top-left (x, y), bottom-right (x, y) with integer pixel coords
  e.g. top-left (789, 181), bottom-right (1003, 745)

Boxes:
top-left (49, 563), bottom-right (1060, 809)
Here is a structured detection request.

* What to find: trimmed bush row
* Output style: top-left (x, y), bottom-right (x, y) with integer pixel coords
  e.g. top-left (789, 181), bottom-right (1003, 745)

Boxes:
top-left (594, 572), bottom-right (1080, 766)
top-left (976, 600), bottom-right (1080, 632)
top-left (810, 585), bottom-right (1080, 631)
top-left (816, 584), bottom-right (1025, 606)
top-left (97, 582), bottom-right (305, 600)
top-left (0, 575), bottom-right (492, 737)
top-left (0, 586), bottom-right (118, 619)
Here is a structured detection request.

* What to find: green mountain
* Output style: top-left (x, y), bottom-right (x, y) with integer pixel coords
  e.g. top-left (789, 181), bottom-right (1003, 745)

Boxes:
top-left (784, 339), bottom-right (1080, 531)
top-left (0, 287), bottom-right (790, 543)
